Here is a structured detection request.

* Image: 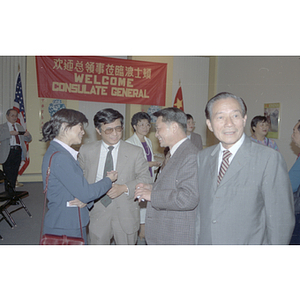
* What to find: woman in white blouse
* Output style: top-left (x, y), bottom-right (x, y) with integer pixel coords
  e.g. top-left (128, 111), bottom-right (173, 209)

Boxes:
top-left (126, 112), bottom-right (160, 242)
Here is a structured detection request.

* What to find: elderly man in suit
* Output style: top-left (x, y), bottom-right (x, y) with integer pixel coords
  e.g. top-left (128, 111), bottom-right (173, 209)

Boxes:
top-left (135, 107), bottom-right (200, 245)
top-left (195, 92), bottom-right (295, 245)
top-left (78, 108), bottom-right (151, 245)
top-left (0, 109), bottom-right (32, 194)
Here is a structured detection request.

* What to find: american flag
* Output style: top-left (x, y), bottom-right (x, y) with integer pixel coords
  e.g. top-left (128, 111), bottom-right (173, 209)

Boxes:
top-left (13, 72), bottom-right (30, 175)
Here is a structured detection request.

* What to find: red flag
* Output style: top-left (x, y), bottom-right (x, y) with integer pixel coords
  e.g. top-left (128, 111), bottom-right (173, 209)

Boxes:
top-left (173, 86), bottom-right (184, 111)
top-left (13, 72), bottom-right (30, 175)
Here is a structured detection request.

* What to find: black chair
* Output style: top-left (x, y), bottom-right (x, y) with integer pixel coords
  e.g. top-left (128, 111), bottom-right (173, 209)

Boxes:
top-left (0, 170), bottom-right (32, 229)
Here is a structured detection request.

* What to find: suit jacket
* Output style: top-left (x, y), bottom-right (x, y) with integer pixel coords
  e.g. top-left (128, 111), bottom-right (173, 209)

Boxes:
top-left (0, 122), bottom-right (32, 163)
top-left (195, 135), bottom-right (295, 245)
top-left (190, 132), bottom-right (203, 150)
top-left (41, 141), bottom-right (112, 232)
top-left (125, 132), bottom-right (157, 182)
top-left (145, 139), bottom-right (200, 245)
top-left (78, 139), bottom-right (152, 234)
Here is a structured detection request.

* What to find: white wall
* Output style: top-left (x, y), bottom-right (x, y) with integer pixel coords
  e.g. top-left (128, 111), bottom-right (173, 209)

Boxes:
top-left (172, 56), bottom-right (209, 145)
top-left (216, 56), bottom-right (300, 170)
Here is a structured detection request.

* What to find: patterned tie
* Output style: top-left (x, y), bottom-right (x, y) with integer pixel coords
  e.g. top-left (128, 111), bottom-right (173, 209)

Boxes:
top-left (100, 146), bottom-right (114, 207)
top-left (13, 124), bottom-right (20, 144)
top-left (217, 150), bottom-right (232, 185)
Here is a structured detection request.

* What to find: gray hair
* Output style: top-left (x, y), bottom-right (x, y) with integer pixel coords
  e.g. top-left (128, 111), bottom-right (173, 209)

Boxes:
top-left (205, 92), bottom-right (247, 120)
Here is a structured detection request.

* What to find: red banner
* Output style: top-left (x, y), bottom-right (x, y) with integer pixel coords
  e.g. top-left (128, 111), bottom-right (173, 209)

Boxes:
top-left (35, 56), bottom-right (167, 106)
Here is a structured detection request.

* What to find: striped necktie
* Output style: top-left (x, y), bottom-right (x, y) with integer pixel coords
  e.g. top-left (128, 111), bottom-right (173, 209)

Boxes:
top-left (217, 150), bottom-right (232, 185)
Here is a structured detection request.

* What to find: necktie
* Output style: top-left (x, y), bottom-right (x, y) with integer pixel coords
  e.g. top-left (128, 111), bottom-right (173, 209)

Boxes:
top-left (217, 150), bottom-right (232, 185)
top-left (100, 146), bottom-right (114, 207)
top-left (13, 124), bottom-right (20, 144)
top-left (160, 150), bottom-right (171, 170)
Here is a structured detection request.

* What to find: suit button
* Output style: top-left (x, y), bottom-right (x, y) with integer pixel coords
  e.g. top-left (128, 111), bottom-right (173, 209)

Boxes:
top-left (212, 220), bottom-right (217, 224)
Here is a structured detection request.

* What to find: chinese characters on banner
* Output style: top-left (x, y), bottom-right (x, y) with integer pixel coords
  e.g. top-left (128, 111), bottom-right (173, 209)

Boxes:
top-left (36, 56), bottom-right (167, 106)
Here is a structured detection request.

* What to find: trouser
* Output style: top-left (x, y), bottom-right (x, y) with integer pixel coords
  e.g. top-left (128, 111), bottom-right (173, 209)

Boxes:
top-left (3, 147), bottom-right (22, 193)
top-left (89, 200), bottom-right (138, 245)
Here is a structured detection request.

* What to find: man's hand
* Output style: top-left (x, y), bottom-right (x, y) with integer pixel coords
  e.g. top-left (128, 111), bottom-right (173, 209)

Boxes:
top-left (134, 183), bottom-right (152, 202)
top-left (106, 184), bottom-right (128, 199)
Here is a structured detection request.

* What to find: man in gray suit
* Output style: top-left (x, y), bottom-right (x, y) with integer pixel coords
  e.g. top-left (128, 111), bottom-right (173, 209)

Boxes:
top-left (135, 107), bottom-right (199, 245)
top-left (78, 108), bottom-right (151, 245)
top-left (0, 109), bottom-right (32, 193)
top-left (195, 92), bottom-right (295, 245)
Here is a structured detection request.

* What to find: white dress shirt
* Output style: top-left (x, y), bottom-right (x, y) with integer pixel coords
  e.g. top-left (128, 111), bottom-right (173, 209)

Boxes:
top-left (217, 133), bottom-right (245, 171)
top-left (96, 141), bottom-right (120, 182)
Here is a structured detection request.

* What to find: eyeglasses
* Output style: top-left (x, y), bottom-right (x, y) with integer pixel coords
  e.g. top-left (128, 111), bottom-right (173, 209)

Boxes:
top-left (137, 123), bottom-right (151, 128)
top-left (102, 126), bottom-right (123, 135)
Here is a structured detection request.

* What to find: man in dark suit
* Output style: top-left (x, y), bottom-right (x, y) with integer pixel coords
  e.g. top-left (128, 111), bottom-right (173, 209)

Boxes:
top-left (186, 113), bottom-right (203, 150)
top-left (0, 109), bottom-right (32, 193)
top-left (78, 108), bottom-right (151, 245)
top-left (195, 92), bottom-right (295, 245)
top-left (135, 107), bottom-right (199, 245)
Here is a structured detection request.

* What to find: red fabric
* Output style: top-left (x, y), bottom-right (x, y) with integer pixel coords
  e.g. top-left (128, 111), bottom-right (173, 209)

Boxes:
top-left (36, 56), bottom-right (167, 106)
top-left (173, 86), bottom-right (184, 111)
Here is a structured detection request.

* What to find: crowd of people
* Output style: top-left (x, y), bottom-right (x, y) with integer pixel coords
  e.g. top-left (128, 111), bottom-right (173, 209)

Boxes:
top-left (2, 91), bottom-right (299, 245)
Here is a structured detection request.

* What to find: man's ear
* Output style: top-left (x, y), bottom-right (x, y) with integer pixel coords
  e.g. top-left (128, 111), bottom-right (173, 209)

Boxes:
top-left (206, 119), bottom-right (213, 132)
top-left (95, 128), bottom-right (101, 136)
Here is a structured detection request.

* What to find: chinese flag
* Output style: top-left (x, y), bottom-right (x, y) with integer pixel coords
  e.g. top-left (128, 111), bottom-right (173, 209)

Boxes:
top-left (173, 86), bottom-right (184, 111)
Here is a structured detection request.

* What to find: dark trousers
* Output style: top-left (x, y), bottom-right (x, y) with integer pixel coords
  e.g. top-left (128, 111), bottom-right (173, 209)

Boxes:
top-left (290, 213), bottom-right (300, 245)
top-left (2, 147), bottom-right (22, 194)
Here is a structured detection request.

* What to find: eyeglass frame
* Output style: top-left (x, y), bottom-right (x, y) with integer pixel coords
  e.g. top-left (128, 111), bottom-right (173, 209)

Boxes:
top-left (101, 125), bottom-right (123, 135)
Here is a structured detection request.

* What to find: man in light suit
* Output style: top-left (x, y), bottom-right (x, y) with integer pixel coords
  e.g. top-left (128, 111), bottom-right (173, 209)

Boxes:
top-left (78, 108), bottom-right (151, 245)
top-left (195, 92), bottom-right (295, 245)
top-left (135, 107), bottom-right (200, 245)
top-left (186, 113), bottom-right (203, 150)
top-left (0, 109), bottom-right (32, 193)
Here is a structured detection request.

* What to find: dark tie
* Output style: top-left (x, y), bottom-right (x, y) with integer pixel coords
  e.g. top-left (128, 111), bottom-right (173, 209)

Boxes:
top-left (13, 124), bottom-right (20, 144)
top-left (217, 150), bottom-right (232, 185)
top-left (100, 146), bottom-right (114, 207)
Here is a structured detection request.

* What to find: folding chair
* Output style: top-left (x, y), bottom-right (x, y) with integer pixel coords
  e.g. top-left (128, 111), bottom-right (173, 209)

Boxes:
top-left (0, 170), bottom-right (32, 228)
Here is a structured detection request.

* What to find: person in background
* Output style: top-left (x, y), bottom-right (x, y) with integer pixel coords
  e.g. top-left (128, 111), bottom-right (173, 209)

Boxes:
top-left (250, 115), bottom-right (279, 151)
top-left (135, 107), bottom-right (199, 245)
top-left (41, 109), bottom-right (117, 244)
top-left (195, 92), bottom-right (294, 245)
top-left (78, 108), bottom-right (152, 245)
top-left (125, 112), bottom-right (161, 243)
top-left (186, 113), bottom-right (203, 150)
top-left (0, 109), bottom-right (32, 194)
top-left (288, 119), bottom-right (300, 244)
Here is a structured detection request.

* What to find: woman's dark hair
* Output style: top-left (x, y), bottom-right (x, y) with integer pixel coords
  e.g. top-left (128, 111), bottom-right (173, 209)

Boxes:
top-left (93, 108), bottom-right (124, 131)
top-left (41, 108), bottom-right (88, 142)
top-left (131, 112), bottom-right (151, 131)
top-left (251, 115), bottom-right (268, 132)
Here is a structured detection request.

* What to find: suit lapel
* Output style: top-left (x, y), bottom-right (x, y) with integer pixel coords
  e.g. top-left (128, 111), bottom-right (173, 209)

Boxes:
top-left (217, 137), bottom-right (251, 187)
top-left (116, 140), bottom-right (128, 174)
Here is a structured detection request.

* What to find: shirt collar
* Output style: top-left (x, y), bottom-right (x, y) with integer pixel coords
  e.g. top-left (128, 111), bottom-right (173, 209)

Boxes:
top-left (170, 137), bottom-right (188, 157)
top-left (219, 133), bottom-right (245, 157)
top-left (102, 140), bottom-right (120, 151)
top-left (53, 138), bottom-right (79, 160)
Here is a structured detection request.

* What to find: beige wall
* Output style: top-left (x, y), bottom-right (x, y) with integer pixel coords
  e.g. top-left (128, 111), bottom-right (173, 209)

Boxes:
top-left (215, 56), bottom-right (300, 170)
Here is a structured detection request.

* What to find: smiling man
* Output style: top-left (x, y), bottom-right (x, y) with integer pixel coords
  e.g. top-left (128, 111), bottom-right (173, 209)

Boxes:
top-left (195, 92), bottom-right (295, 245)
top-left (134, 107), bottom-right (200, 245)
top-left (78, 108), bottom-right (151, 245)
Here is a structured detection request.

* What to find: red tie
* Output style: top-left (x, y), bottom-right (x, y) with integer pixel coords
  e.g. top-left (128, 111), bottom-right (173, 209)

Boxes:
top-left (13, 124), bottom-right (20, 144)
